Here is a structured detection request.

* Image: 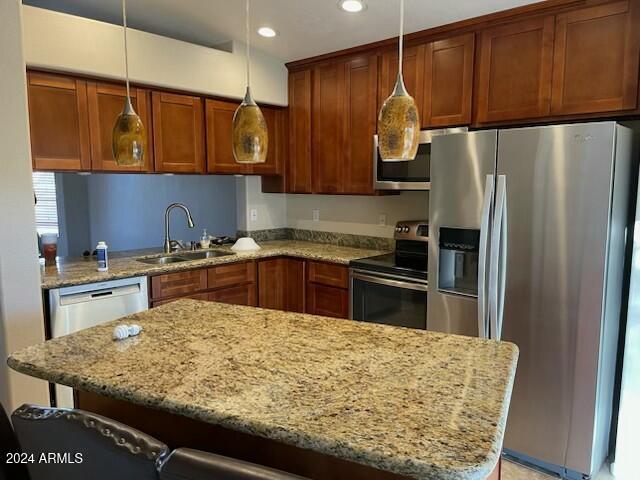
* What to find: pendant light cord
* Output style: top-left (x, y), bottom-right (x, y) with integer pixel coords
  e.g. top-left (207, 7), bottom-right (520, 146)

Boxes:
top-left (122, 0), bottom-right (131, 99)
top-left (398, 0), bottom-right (404, 75)
top-left (246, 0), bottom-right (251, 89)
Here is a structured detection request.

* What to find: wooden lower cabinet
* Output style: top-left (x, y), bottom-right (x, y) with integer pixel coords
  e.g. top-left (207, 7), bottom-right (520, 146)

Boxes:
top-left (149, 258), bottom-right (348, 318)
top-left (258, 258), bottom-right (305, 312)
top-left (209, 284), bottom-right (256, 307)
top-left (306, 283), bottom-right (349, 319)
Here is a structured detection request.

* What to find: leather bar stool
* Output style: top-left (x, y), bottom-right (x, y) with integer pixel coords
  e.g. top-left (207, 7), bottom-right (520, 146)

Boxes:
top-left (11, 404), bottom-right (169, 480)
top-left (0, 402), bottom-right (29, 480)
top-left (159, 448), bottom-right (309, 480)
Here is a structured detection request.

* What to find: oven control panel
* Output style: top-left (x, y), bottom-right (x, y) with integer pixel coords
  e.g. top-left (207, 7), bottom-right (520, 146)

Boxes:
top-left (394, 220), bottom-right (429, 242)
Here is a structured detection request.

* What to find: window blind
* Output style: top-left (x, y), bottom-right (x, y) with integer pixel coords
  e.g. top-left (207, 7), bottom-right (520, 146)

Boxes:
top-left (32, 172), bottom-right (59, 235)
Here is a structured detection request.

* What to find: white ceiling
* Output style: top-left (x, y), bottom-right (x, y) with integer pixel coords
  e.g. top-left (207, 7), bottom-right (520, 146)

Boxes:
top-left (24, 0), bottom-right (540, 62)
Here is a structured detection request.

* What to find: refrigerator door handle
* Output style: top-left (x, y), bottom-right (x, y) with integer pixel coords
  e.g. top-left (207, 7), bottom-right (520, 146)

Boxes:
top-left (478, 174), bottom-right (494, 339)
top-left (490, 175), bottom-right (507, 340)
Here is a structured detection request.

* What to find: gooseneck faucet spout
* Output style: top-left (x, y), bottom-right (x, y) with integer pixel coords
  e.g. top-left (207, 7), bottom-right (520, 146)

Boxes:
top-left (164, 203), bottom-right (195, 253)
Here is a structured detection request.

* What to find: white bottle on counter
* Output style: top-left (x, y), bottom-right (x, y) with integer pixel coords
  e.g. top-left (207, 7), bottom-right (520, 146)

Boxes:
top-left (96, 241), bottom-right (109, 272)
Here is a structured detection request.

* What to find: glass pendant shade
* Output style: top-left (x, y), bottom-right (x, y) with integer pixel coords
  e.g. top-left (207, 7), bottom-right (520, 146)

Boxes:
top-left (232, 87), bottom-right (268, 164)
top-left (378, 72), bottom-right (420, 162)
top-left (112, 97), bottom-right (145, 166)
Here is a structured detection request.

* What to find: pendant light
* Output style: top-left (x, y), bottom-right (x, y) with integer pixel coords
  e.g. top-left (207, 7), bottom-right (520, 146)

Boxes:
top-left (377, 0), bottom-right (420, 162)
top-left (112, 0), bottom-right (145, 166)
top-left (232, 0), bottom-right (268, 164)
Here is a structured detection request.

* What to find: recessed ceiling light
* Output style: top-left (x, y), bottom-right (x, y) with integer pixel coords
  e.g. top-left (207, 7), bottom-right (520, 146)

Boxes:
top-left (257, 26), bottom-right (277, 38)
top-left (339, 0), bottom-right (366, 13)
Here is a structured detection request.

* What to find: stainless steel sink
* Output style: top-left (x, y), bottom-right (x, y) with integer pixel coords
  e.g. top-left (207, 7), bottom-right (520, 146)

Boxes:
top-left (136, 255), bottom-right (190, 265)
top-left (136, 250), bottom-right (235, 265)
top-left (177, 250), bottom-right (235, 260)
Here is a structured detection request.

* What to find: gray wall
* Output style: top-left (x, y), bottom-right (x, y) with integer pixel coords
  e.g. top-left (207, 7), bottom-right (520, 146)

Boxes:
top-left (56, 173), bottom-right (237, 255)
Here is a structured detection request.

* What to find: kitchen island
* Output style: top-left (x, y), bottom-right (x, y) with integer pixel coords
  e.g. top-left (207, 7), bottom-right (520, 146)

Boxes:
top-left (8, 300), bottom-right (518, 480)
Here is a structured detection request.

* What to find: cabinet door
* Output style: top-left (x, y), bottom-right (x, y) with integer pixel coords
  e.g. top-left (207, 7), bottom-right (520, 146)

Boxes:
top-left (205, 99), bottom-right (249, 174)
top-left (150, 269), bottom-right (208, 301)
top-left (250, 106), bottom-right (283, 176)
top-left (288, 70), bottom-right (313, 193)
top-left (312, 62), bottom-right (345, 193)
top-left (284, 258), bottom-right (306, 313)
top-left (209, 284), bottom-right (257, 307)
top-left (306, 283), bottom-right (349, 319)
top-left (551, 0), bottom-right (640, 115)
top-left (208, 261), bottom-right (256, 289)
top-left (152, 92), bottom-right (205, 173)
top-left (258, 258), bottom-right (286, 310)
top-left (378, 45), bottom-right (426, 123)
top-left (424, 33), bottom-right (475, 127)
top-left (475, 16), bottom-right (555, 123)
top-left (342, 54), bottom-right (378, 195)
top-left (152, 292), bottom-right (209, 308)
top-left (27, 72), bottom-right (91, 171)
top-left (87, 82), bottom-right (153, 172)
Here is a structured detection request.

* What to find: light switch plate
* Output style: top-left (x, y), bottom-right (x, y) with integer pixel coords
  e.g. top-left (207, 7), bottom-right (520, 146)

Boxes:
top-left (312, 209), bottom-right (320, 222)
top-left (250, 208), bottom-right (258, 222)
top-left (379, 214), bottom-right (387, 226)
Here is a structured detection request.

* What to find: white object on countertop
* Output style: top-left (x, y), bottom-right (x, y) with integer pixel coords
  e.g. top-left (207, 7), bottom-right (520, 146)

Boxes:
top-left (231, 237), bottom-right (261, 252)
top-left (113, 324), bottom-right (143, 340)
top-left (96, 241), bottom-right (109, 272)
top-left (200, 229), bottom-right (211, 249)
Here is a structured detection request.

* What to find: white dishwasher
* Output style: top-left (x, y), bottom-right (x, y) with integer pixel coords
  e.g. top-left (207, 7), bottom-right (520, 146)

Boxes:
top-left (49, 276), bottom-right (148, 407)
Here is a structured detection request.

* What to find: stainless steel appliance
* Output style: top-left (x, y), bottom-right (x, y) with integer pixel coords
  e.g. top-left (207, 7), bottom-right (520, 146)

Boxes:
top-left (611, 167), bottom-right (640, 480)
top-left (429, 122), bottom-right (638, 479)
top-left (49, 276), bottom-right (149, 407)
top-left (373, 128), bottom-right (466, 190)
top-left (349, 221), bottom-right (428, 329)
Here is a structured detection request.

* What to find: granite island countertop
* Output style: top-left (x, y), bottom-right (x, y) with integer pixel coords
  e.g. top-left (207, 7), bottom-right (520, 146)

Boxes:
top-left (41, 240), bottom-right (389, 289)
top-left (8, 300), bottom-right (518, 480)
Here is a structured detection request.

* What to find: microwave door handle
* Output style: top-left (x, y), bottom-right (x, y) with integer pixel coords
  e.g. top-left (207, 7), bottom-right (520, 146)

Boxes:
top-left (489, 175), bottom-right (507, 340)
top-left (478, 174), bottom-right (494, 339)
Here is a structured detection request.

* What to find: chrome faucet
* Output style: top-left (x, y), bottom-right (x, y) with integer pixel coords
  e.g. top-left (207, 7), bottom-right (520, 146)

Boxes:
top-left (164, 203), bottom-right (195, 253)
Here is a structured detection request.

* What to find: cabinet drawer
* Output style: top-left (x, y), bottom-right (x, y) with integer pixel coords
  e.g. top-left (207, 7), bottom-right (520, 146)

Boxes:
top-left (307, 261), bottom-right (349, 289)
top-left (209, 284), bottom-right (256, 307)
top-left (150, 269), bottom-right (207, 300)
top-left (306, 283), bottom-right (349, 319)
top-left (208, 261), bottom-right (256, 289)
top-left (152, 292), bottom-right (209, 307)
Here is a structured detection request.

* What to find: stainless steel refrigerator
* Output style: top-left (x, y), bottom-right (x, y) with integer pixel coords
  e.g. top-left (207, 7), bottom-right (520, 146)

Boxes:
top-left (428, 122), bottom-right (638, 479)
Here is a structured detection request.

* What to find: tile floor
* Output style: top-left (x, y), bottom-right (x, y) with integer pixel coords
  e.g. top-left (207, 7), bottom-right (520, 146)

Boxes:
top-left (502, 459), bottom-right (615, 480)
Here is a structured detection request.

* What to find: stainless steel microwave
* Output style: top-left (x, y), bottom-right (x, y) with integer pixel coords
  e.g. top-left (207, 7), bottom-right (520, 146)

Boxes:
top-left (373, 127), bottom-right (467, 190)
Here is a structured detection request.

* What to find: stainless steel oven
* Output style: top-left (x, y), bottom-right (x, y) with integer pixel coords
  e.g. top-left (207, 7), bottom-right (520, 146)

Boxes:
top-left (373, 128), bottom-right (467, 190)
top-left (350, 270), bottom-right (428, 329)
top-left (349, 220), bottom-right (429, 329)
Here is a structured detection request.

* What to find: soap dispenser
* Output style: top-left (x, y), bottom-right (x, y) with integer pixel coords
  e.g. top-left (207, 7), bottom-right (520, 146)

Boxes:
top-left (200, 229), bottom-right (211, 249)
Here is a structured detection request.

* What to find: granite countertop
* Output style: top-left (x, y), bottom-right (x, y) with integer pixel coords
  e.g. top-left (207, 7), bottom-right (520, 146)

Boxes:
top-left (8, 300), bottom-right (518, 480)
top-left (41, 240), bottom-right (389, 289)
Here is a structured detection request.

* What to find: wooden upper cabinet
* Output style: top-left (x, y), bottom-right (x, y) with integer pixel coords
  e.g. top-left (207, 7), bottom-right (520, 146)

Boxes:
top-left (342, 54), bottom-right (378, 195)
top-left (205, 99), bottom-right (248, 174)
top-left (152, 92), bottom-right (205, 173)
top-left (288, 69), bottom-right (313, 193)
top-left (87, 82), bottom-right (153, 172)
top-left (313, 62), bottom-right (345, 194)
top-left (475, 16), bottom-right (555, 123)
top-left (423, 33), bottom-right (475, 127)
top-left (378, 44), bottom-right (426, 124)
top-left (551, 0), bottom-right (640, 115)
top-left (250, 106), bottom-right (283, 176)
top-left (27, 71), bottom-right (91, 171)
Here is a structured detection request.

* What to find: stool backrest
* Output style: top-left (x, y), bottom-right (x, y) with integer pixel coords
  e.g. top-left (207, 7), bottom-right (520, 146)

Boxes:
top-left (159, 448), bottom-right (309, 480)
top-left (12, 404), bottom-right (169, 480)
top-left (0, 402), bottom-right (29, 480)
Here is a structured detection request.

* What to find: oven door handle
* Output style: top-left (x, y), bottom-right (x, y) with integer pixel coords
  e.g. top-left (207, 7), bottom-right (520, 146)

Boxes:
top-left (350, 272), bottom-right (429, 292)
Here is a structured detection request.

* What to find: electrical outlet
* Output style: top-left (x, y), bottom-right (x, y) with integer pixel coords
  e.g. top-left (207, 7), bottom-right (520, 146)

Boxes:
top-left (312, 209), bottom-right (320, 222)
top-left (379, 214), bottom-right (387, 226)
top-left (250, 208), bottom-right (258, 222)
